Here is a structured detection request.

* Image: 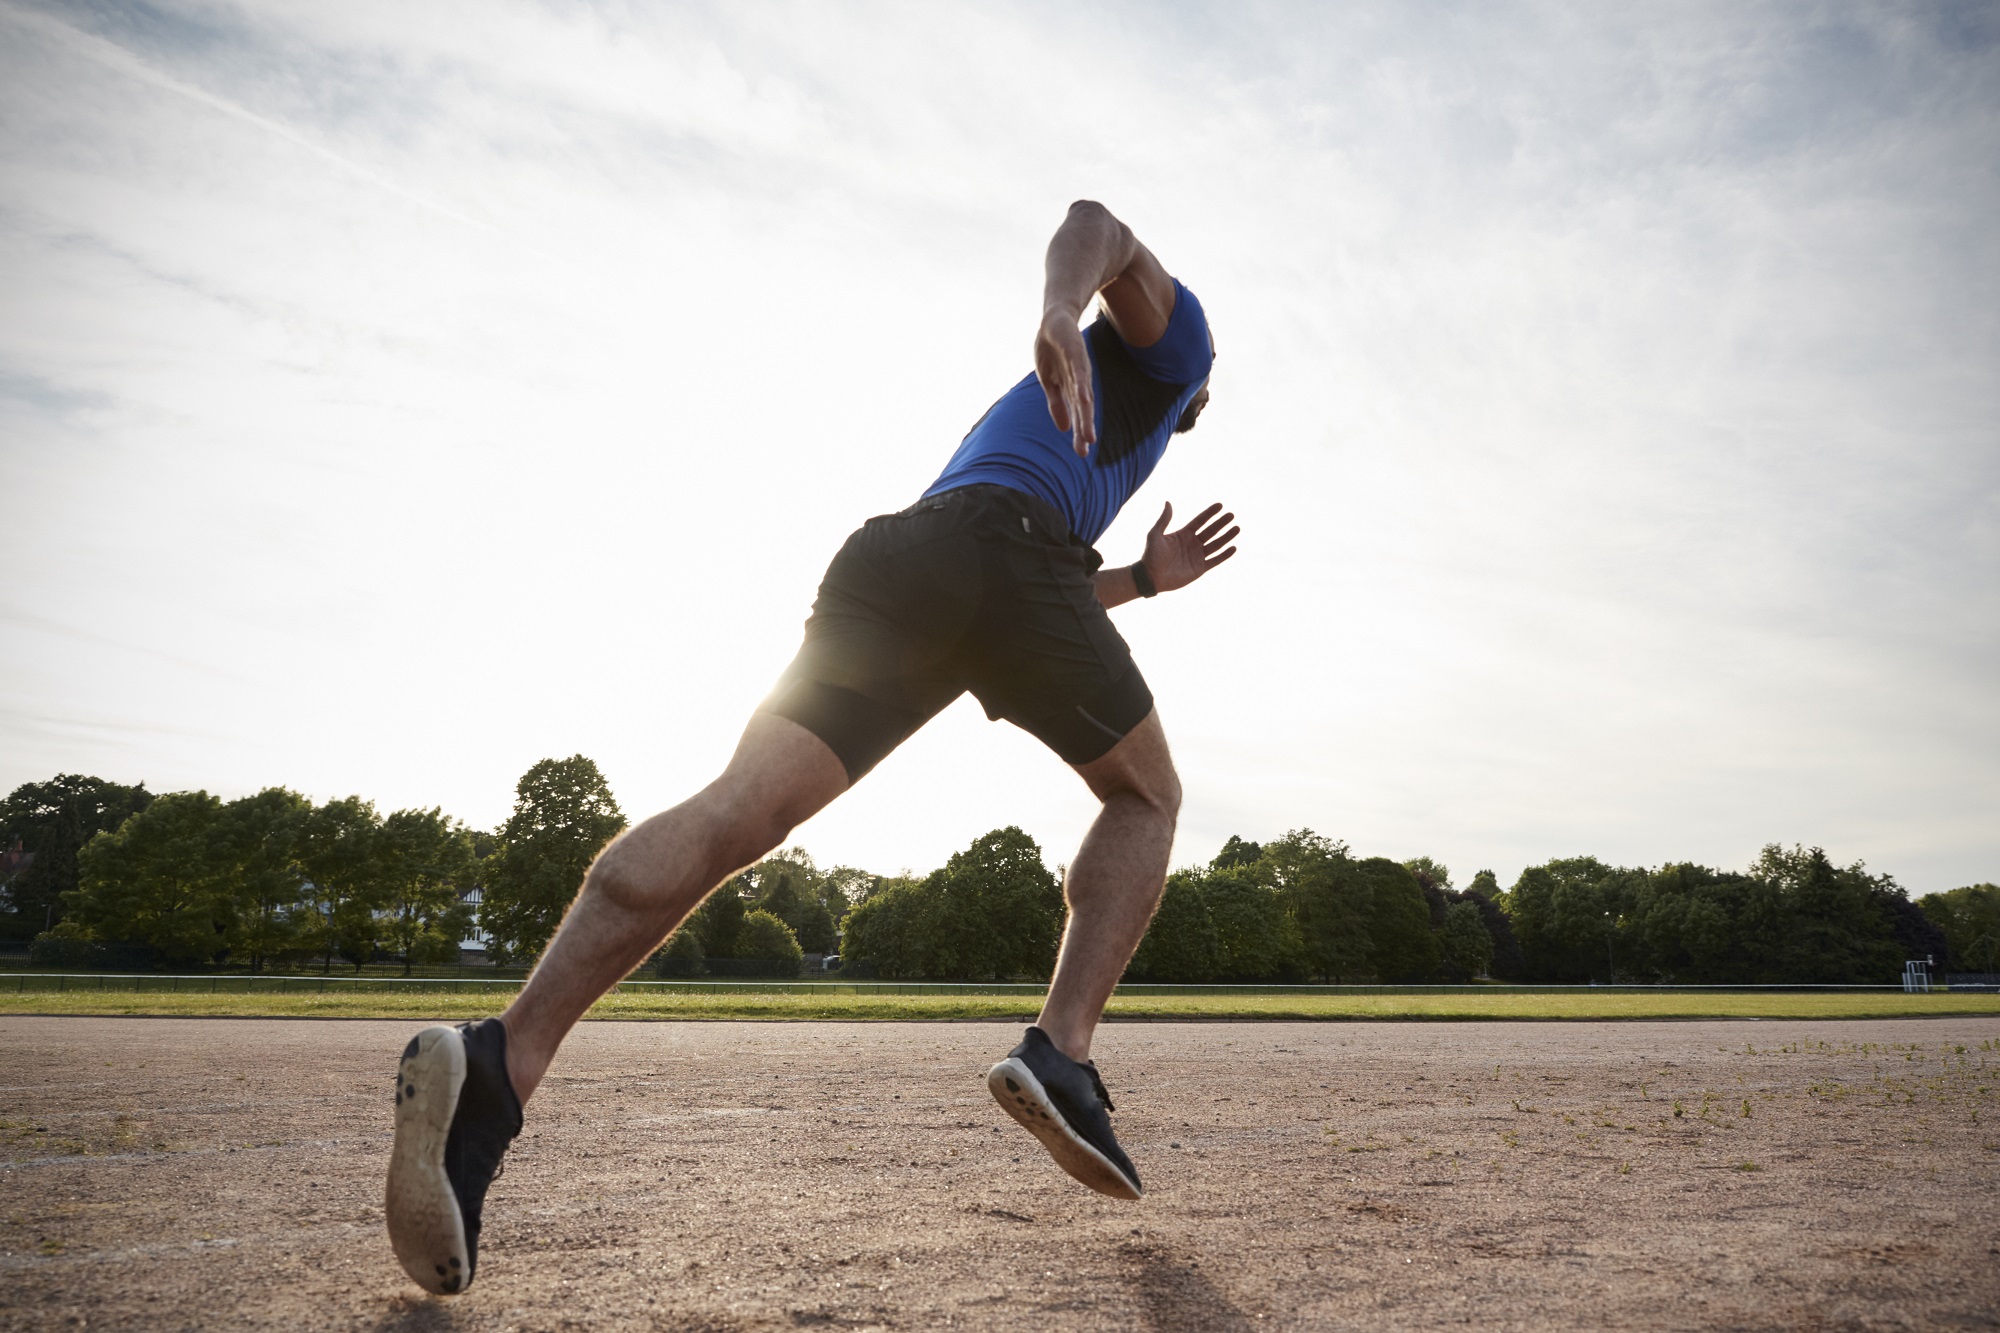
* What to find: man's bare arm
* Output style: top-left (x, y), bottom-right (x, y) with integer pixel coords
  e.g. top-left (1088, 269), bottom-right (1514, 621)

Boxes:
top-left (1035, 200), bottom-right (1178, 457)
top-left (1034, 201), bottom-right (1236, 607)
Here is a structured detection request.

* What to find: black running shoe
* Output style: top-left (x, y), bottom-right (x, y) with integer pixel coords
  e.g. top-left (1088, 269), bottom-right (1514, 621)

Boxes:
top-left (987, 1025), bottom-right (1142, 1199)
top-left (386, 1018), bottom-right (523, 1294)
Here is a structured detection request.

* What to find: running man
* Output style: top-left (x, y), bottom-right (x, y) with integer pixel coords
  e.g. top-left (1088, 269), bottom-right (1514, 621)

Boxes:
top-left (386, 200), bottom-right (1239, 1294)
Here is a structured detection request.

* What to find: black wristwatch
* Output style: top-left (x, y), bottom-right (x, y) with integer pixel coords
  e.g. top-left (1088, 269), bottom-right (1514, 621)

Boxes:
top-left (1130, 560), bottom-right (1159, 598)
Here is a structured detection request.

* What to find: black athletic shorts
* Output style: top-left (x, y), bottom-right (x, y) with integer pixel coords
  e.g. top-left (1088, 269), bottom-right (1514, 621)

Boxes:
top-left (763, 483), bottom-right (1155, 781)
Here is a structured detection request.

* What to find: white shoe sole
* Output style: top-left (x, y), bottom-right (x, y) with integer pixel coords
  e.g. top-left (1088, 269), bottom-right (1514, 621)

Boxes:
top-left (987, 1056), bottom-right (1141, 1200)
top-left (386, 1025), bottom-right (472, 1294)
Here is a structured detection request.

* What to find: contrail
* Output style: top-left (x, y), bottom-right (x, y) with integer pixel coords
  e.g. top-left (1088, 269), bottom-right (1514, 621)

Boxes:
top-left (0, 602), bottom-right (242, 682)
top-left (0, 1), bottom-right (503, 238)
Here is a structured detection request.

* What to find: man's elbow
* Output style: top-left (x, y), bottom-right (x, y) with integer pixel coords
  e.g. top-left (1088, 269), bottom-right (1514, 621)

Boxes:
top-left (1065, 199), bottom-right (1134, 255)
top-left (1068, 199), bottom-right (1130, 239)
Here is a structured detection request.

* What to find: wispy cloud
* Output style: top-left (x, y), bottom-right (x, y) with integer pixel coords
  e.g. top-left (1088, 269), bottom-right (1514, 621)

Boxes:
top-left (0, 0), bottom-right (500, 234)
top-left (0, 603), bottom-right (239, 680)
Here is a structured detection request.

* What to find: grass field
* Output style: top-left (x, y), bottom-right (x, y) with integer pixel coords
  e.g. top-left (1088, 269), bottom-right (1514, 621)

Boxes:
top-left (3, 986), bottom-right (1996, 1022)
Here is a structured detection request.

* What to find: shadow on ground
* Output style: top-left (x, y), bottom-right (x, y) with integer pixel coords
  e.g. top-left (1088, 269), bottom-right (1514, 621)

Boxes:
top-left (366, 1295), bottom-right (481, 1333)
top-left (1122, 1240), bottom-right (1254, 1333)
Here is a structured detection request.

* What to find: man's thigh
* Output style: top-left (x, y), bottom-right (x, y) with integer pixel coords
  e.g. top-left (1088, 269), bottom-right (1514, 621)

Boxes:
top-left (1071, 707), bottom-right (1178, 808)
top-left (713, 710), bottom-right (853, 823)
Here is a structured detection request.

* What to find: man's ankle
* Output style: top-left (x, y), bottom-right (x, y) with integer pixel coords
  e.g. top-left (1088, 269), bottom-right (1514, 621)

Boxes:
top-left (493, 1015), bottom-right (541, 1107)
top-left (1033, 1020), bottom-right (1092, 1064)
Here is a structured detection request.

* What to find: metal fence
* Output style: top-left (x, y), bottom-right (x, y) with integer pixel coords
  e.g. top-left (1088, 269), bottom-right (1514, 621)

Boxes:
top-left (0, 973), bottom-right (1964, 998)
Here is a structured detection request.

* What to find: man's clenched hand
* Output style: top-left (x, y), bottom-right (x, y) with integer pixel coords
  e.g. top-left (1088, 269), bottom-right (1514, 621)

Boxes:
top-left (1035, 309), bottom-right (1097, 457)
top-left (1142, 502), bottom-right (1240, 593)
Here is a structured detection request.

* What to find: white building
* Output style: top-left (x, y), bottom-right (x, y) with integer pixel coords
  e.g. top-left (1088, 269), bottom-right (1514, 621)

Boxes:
top-left (458, 887), bottom-right (490, 957)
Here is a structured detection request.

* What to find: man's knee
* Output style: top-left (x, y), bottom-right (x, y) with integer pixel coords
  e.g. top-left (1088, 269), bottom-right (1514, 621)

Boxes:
top-left (578, 715), bottom-right (846, 914)
top-left (582, 795), bottom-right (791, 915)
top-left (1123, 764), bottom-right (1182, 824)
top-left (581, 831), bottom-right (664, 915)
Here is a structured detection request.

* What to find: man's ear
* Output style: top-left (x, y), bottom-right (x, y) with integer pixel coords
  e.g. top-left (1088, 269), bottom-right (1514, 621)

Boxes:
top-left (1174, 386), bottom-right (1208, 434)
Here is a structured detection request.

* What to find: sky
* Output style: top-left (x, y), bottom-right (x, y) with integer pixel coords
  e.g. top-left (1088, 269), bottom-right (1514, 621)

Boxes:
top-left (1, 0), bottom-right (1995, 896)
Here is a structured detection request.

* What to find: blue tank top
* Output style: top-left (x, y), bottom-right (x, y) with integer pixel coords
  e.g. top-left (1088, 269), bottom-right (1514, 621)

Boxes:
top-left (922, 280), bottom-right (1212, 546)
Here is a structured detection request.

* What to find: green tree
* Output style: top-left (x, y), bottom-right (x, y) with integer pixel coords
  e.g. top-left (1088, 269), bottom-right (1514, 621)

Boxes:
top-left (376, 808), bottom-right (477, 974)
top-left (1402, 856), bottom-right (1452, 894)
top-left (1755, 845), bottom-right (1902, 984)
top-left (217, 788), bottom-right (311, 973)
top-left (1203, 862), bottom-right (1302, 980)
top-left (1356, 857), bottom-right (1441, 982)
top-left (736, 908), bottom-right (805, 975)
top-left (65, 791), bottom-right (230, 964)
top-left (1507, 856), bottom-right (1628, 982)
top-left (1508, 847), bottom-right (1914, 985)
top-left (821, 865), bottom-right (875, 923)
top-left (1263, 830), bottom-right (1371, 982)
top-left (0, 775), bottom-right (153, 940)
top-left (1462, 869), bottom-right (1524, 979)
top-left (480, 756), bottom-right (626, 965)
top-left (651, 926), bottom-right (704, 977)
top-left (688, 877), bottom-right (747, 958)
top-left (297, 796), bottom-right (384, 973)
top-left (930, 827), bottom-right (1064, 980)
top-left (1622, 862), bottom-right (1753, 982)
top-left (1882, 889), bottom-right (1950, 972)
top-left (1129, 860), bottom-right (1299, 983)
top-left (839, 828), bottom-right (1062, 980)
top-left (1921, 884), bottom-right (2000, 973)
top-left (1127, 868), bottom-right (1223, 982)
top-left (739, 848), bottom-right (838, 953)
top-left (1405, 858), bottom-right (1513, 982)
top-left (837, 875), bottom-right (935, 977)
top-left (1211, 835), bottom-right (1263, 870)
top-left (1437, 900), bottom-right (1494, 981)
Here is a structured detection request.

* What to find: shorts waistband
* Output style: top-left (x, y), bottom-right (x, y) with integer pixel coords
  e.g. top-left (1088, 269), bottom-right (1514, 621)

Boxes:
top-left (903, 483), bottom-right (1076, 546)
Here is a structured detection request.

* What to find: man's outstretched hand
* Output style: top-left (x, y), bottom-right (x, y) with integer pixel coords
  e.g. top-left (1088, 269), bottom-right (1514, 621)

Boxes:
top-left (1143, 502), bottom-right (1240, 593)
top-left (1035, 309), bottom-right (1097, 457)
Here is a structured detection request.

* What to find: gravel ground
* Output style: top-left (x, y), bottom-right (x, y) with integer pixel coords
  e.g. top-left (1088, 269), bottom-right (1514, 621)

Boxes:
top-left (2, 1016), bottom-right (1996, 1331)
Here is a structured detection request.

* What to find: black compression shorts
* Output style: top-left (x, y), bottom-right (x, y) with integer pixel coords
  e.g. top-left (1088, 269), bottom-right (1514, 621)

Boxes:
top-left (763, 484), bottom-right (1155, 781)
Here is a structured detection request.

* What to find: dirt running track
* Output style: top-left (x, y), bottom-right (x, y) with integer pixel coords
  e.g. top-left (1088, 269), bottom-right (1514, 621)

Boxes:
top-left (2, 1017), bottom-right (1997, 1331)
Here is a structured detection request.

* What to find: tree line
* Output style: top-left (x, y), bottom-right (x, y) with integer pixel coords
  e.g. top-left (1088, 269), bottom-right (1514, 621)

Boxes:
top-left (7, 776), bottom-right (484, 972)
top-left (728, 829), bottom-right (1978, 987)
top-left (3, 765), bottom-right (1990, 983)
top-left (0, 760), bottom-right (883, 977)
top-left (826, 829), bottom-right (1513, 984)
top-left (1, 761), bottom-right (622, 972)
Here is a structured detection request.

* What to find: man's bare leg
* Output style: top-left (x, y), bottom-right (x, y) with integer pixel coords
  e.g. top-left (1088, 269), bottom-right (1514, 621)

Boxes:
top-left (498, 711), bottom-right (849, 1103)
top-left (1035, 710), bottom-right (1181, 1062)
